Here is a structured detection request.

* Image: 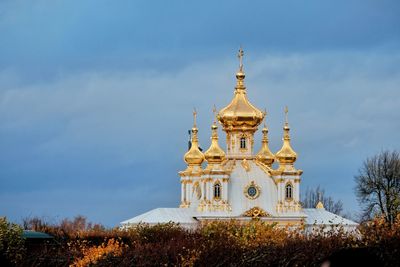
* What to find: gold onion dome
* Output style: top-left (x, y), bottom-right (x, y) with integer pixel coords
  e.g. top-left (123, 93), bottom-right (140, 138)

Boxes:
top-left (275, 107), bottom-right (297, 164)
top-left (218, 48), bottom-right (264, 130)
top-left (256, 122), bottom-right (275, 166)
top-left (184, 110), bottom-right (205, 166)
top-left (204, 123), bottom-right (226, 164)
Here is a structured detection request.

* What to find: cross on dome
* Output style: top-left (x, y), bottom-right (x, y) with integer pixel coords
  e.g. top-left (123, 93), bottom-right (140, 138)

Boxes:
top-left (212, 105), bottom-right (217, 124)
top-left (238, 46), bottom-right (244, 71)
top-left (284, 106), bottom-right (289, 125)
top-left (193, 108), bottom-right (197, 127)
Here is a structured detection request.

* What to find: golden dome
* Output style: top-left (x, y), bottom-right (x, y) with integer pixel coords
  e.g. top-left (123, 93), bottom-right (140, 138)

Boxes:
top-left (184, 111), bottom-right (205, 166)
top-left (217, 49), bottom-right (264, 131)
top-left (275, 107), bottom-right (297, 164)
top-left (256, 124), bottom-right (275, 166)
top-left (204, 123), bottom-right (226, 164)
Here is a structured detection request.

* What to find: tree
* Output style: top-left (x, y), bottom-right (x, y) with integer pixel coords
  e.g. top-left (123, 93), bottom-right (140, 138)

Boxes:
top-left (0, 217), bottom-right (25, 266)
top-left (355, 150), bottom-right (400, 225)
top-left (302, 186), bottom-right (343, 215)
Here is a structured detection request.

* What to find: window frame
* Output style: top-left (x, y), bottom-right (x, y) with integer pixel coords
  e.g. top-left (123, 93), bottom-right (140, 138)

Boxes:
top-left (213, 181), bottom-right (221, 201)
top-left (285, 182), bottom-right (293, 201)
top-left (240, 136), bottom-right (246, 149)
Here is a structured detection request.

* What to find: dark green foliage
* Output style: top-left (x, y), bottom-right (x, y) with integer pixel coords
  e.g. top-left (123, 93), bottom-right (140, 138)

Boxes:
top-left (0, 217), bottom-right (25, 266)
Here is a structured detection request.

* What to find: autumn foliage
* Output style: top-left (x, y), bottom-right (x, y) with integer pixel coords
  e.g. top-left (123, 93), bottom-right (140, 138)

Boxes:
top-left (1, 215), bottom-right (400, 266)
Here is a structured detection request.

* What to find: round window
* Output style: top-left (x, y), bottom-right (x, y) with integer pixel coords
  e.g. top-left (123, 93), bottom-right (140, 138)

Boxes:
top-left (244, 181), bottom-right (260, 200)
top-left (247, 186), bottom-right (258, 197)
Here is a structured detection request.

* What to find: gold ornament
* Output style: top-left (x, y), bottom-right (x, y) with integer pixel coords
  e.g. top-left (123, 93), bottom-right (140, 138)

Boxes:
top-left (244, 181), bottom-right (261, 200)
top-left (316, 201), bottom-right (325, 209)
top-left (243, 207), bottom-right (270, 218)
top-left (241, 158), bottom-right (251, 172)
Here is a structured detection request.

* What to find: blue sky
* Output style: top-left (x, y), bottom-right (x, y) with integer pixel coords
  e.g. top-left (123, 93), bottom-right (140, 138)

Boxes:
top-left (0, 0), bottom-right (399, 226)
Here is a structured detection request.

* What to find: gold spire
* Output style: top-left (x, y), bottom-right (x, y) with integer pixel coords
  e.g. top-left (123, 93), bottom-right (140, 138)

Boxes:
top-left (212, 104), bottom-right (217, 124)
top-left (204, 107), bottom-right (226, 164)
top-left (218, 48), bottom-right (264, 131)
top-left (256, 111), bottom-right (275, 166)
top-left (235, 46), bottom-right (246, 91)
top-left (184, 109), bottom-right (205, 166)
top-left (284, 106), bottom-right (289, 124)
top-left (275, 106), bottom-right (297, 165)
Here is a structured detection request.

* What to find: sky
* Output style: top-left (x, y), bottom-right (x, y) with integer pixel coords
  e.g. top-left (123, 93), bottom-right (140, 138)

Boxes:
top-left (0, 0), bottom-right (399, 226)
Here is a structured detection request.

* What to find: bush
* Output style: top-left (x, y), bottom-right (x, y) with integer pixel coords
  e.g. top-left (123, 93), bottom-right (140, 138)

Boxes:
top-left (0, 217), bottom-right (25, 266)
top-left (11, 216), bottom-right (400, 266)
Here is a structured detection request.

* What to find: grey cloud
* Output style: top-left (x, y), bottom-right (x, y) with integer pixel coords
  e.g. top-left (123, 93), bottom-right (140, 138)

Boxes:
top-left (0, 50), bottom-right (399, 225)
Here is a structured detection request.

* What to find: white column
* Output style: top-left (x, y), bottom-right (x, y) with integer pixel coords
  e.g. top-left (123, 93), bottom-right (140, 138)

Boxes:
top-left (290, 182), bottom-right (294, 201)
top-left (210, 179), bottom-right (213, 201)
top-left (181, 181), bottom-right (185, 203)
top-left (278, 182), bottom-right (282, 202)
top-left (223, 179), bottom-right (227, 201)
top-left (186, 181), bottom-right (191, 204)
top-left (205, 179), bottom-right (209, 202)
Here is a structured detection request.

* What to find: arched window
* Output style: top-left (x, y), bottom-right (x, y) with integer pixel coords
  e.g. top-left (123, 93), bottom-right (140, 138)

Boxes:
top-left (214, 182), bottom-right (221, 200)
top-left (285, 183), bottom-right (293, 200)
top-left (240, 137), bottom-right (246, 149)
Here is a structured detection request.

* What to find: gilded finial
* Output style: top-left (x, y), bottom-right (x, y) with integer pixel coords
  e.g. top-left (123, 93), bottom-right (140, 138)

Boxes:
top-left (212, 105), bottom-right (217, 124)
top-left (282, 106), bottom-right (290, 139)
top-left (193, 108), bottom-right (197, 127)
top-left (263, 108), bottom-right (267, 128)
top-left (284, 106), bottom-right (289, 125)
top-left (238, 46), bottom-right (244, 71)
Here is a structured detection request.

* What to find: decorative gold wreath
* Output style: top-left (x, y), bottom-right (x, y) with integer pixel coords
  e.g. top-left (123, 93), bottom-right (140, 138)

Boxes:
top-left (244, 181), bottom-right (261, 200)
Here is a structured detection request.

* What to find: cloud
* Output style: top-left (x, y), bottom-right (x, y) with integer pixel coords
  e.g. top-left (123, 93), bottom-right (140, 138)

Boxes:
top-left (1, 0), bottom-right (399, 83)
top-left (0, 50), bottom-right (399, 225)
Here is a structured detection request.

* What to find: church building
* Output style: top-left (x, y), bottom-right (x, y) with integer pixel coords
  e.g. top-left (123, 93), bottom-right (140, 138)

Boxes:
top-left (121, 49), bottom-right (357, 232)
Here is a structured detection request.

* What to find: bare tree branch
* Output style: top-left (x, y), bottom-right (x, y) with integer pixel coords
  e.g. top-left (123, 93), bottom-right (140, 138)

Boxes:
top-left (301, 185), bottom-right (344, 215)
top-left (354, 150), bottom-right (400, 225)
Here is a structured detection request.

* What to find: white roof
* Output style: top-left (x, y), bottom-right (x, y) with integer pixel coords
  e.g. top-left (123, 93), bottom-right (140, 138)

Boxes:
top-left (303, 208), bottom-right (358, 226)
top-left (121, 207), bottom-right (358, 227)
top-left (121, 208), bottom-right (197, 225)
